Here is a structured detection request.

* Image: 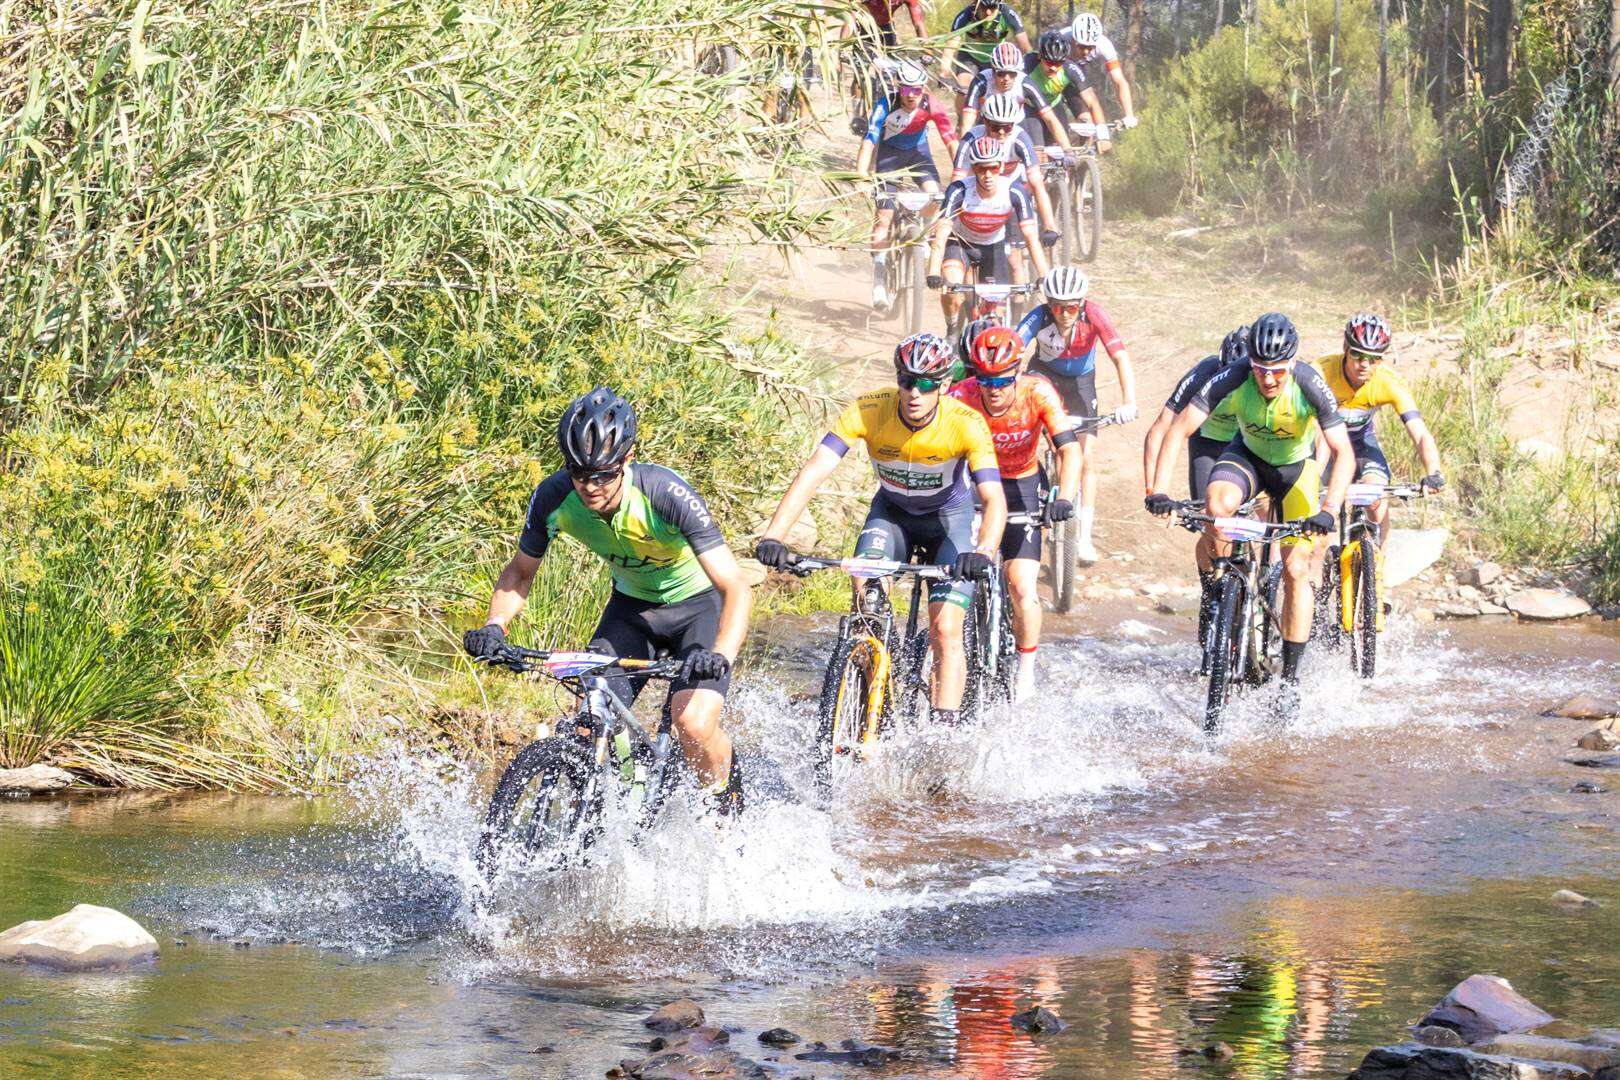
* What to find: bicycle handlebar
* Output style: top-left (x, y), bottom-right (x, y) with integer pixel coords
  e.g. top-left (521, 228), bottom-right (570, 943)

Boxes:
top-left (1168, 502), bottom-right (1310, 542)
top-left (942, 281), bottom-right (1038, 296)
top-left (786, 555), bottom-right (953, 580)
top-left (477, 645), bottom-right (685, 680)
top-left (1344, 481), bottom-right (1430, 507)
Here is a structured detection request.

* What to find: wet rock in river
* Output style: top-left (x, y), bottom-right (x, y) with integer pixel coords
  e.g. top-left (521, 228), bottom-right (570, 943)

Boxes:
top-left (0, 764), bottom-right (75, 794)
top-left (0, 904), bottom-right (158, 970)
top-left (1551, 890), bottom-right (1599, 908)
top-left (1202, 1041), bottom-right (1235, 1060)
top-left (1348, 1044), bottom-right (1590, 1078)
top-left (614, 1025), bottom-right (765, 1079)
top-left (1010, 1006), bottom-right (1067, 1034)
top-left (756, 1028), bottom-right (800, 1047)
top-left (794, 1039), bottom-right (906, 1066)
top-left (1545, 695), bottom-right (1620, 720)
top-left (643, 998), bottom-right (705, 1033)
top-left (1571, 781), bottom-right (1608, 794)
top-left (1566, 754), bottom-right (1620, 770)
top-left (1436, 602), bottom-right (1481, 619)
top-left (1417, 974), bottom-right (1555, 1044)
top-left (1415, 1025), bottom-right (1466, 1047)
top-left (1478, 1034), bottom-right (1620, 1072)
top-left (1507, 589), bottom-right (1594, 621)
top-left (1575, 719), bottom-right (1620, 752)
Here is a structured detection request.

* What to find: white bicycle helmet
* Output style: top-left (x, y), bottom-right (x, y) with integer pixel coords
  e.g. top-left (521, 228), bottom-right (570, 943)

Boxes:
top-left (1042, 266), bottom-right (1089, 302)
top-left (1069, 12), bottom-right (1104, 46)
top-left (990, 41), bottom-right (1023, 72)
top-left (979, 91), bottom-right (1024, 126)
top-left (894, 60), bottom-right (927, 89)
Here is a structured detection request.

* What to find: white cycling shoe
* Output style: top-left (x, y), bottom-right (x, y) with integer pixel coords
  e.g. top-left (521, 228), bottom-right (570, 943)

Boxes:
top-left (871, 282), bottom-right (890, 309)
top-left (1075, 536), bottom-right (1100, 566)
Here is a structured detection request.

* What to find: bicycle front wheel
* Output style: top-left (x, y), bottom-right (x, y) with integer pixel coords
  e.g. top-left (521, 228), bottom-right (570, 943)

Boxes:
top-left (1204, 574), bottom-right (1245, 733)
top-left (1049, 517), bottom-right (1077, 613)
top-left (816, 634), bottom-right (882, 788)
top-left (1075, 156), bottom-right (1102, 262)
top-left (1352, 538), bottom-right (1379, 679)
top-left (477, 737), bottom-right (601, 877)
top-left (961, 584), bottom-right (996, 721)
top-left (1057, 172), bottom-right (1076, 264)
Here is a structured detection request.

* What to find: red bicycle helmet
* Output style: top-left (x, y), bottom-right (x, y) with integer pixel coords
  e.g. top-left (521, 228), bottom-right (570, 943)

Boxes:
top-left (1344, 313), bottom-right (1392, 355)
top-left (969, 326), bottom-right (1023, 378)
top-left (893, 333), bottom-right (956, 379)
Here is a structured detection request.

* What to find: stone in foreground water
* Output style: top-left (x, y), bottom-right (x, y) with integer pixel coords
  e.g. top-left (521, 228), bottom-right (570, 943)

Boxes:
top-left (642, 998), bottom-right (705, 1033)
top-left (1418, 974), bottom-right (1555, 1043)
top-left (0, 765), bottom-right (75, 794)
top-left (0, 904), bottom-right (158, 970)
top-left (1010, 1006), bottom-right (1067, 1034)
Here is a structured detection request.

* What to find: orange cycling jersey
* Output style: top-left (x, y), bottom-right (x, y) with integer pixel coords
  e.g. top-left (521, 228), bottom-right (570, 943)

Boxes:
top-left (947, 374), bottom-right (1071, 480)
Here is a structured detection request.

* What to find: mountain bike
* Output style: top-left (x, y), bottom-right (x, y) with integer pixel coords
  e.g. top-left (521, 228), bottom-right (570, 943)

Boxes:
top-left (961, 514), bottom-right (1047, 718)
top-left (788, 554), bottom-right (952, 790)
top-left (473, 647), bottom-right (687, 875)
top-left (1045, 121), bottom-right (1118, 262)
top-left (875, 189), bottom-right (942, 334)
top-left (1320, 482), bottom-right (1427, 679)
top-left (1170, 502), bottom-right (1305, 732)
top-left (1039, 412), bottom-right (1121, 613)
top-left (942, 279), bottom-right (1038, 347)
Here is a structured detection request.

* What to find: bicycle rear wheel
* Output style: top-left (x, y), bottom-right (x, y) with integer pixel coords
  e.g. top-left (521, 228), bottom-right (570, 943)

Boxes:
top-left (1074, 157), bottom-right (1102, 262)
top-left (816, 635), bottom-right (882, 788)
top-left (477, 737), bottom-right (601, 877)
top-left (1204, 574), bottom-right (1245, 733)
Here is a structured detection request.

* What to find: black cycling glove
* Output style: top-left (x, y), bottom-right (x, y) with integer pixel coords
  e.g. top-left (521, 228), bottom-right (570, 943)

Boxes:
top-left (754, 538), bottom-right (792, 569)
top-left (1144, 493), bottom-right (1175, 517)
top-left (682, 649), bottom-right (732, 683)
top-left (953, 551), bottom-right (993, 581)
top-left (1046, 498), bottom-right (1074, 523)
top-left (1040, 229), bottom-right (1061, 249)
top-left (1303, 510), bottom-right (1336, 535)
top-left (1421, 472), bottom-right (1446, 492)
top-left (926, 274), bottom-right (944, 290)
top-left (463, 623), bottom-right (506, 660)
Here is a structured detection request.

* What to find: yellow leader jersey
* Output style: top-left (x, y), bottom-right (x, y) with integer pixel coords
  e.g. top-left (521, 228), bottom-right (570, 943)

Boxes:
top-left (1312, 354), bottom-right (1422, 442)
top-left (821, 388), bottom-right (1000, 511)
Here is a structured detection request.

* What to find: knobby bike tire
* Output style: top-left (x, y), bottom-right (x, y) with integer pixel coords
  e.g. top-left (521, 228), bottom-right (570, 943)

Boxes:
top-left (477, 736), bottom-right (601, 877)
top-left (995, 584), bottom-right (1018, 703)
top-left (816, 634), bottom-right (881, 788)
top-left (1050, 516), bottom-right (1077, 613)
top-left (1320, 549), bottom-right (1345, 652)
top-left (961, 586), bottom-right (992, 722)
top-left (1356, 538), bottom-right (1378, 679)
top-left (1076, 157), bottom-right (1102, 262)
top-left (891, 624), bottom-right (932, 727)
top-left (907, 244), bottom-right (928, 335)
top-left (1249, 557), bottom-right (1284, 686)
top-left (1204, 573), bottom-right (1245, 733)
top-left (1057, 172), bottom-right (1076, 265)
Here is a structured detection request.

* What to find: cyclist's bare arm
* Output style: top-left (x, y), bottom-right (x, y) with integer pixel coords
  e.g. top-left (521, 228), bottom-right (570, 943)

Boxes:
top-left (483, 550), bottom-right (541, 629)
top-left (1312, 419), bottom-right (1330, 473)
top-left (1080, 86), bottom-right (1107, 128)
top-left (1053, 439), bottom-right (1082, 503)
top-left (927, 214), bottom-right (951, 276)
top-left (760, 445), bottom-right (842, 546)
top-left (1404, 415), bottom-right (1443, 476)
top-left (696, 544), bottom-right (753, 663)
top-left (1103, 344), bottom-right (1137, 413)
top-left (1110, 67), bottom-right (1135, 118)
top-left (1152, 403), bottom-right (1210, 496)
top-left (1320, 423), bottom-right (1356, 515)
top-left (974, 477), bottom-right (1009, 554)
top-left (1038, 106), bottom-right (1072, 150)
top-left (906, 4), bottom-right (927, 37)
top-left (1142, 405), bottom-right (1179, 492)
top-left (1014, 30), bottom-right (1033, 53)
top-left (856, 138), bottom-right (876, 175)
top-left (1028, 174), bottom-right (1057, 233)
top-left (1019, 217), bottom-right (1051, 276)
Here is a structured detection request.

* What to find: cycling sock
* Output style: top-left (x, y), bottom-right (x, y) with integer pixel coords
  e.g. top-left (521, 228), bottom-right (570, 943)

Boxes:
top-left (1077, 505), bottom-right (1095, 543)
top-left (1281, 639), bottom-right (1306, 682)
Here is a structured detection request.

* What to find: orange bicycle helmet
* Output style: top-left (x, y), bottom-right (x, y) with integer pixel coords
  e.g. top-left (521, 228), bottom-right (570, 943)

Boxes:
top-left (969, 326), bottom-right (1023, 378)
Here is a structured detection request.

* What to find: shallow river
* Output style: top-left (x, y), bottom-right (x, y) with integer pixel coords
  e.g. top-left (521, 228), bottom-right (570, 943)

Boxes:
top-left (3, 608), bottom-right (1618, 1077)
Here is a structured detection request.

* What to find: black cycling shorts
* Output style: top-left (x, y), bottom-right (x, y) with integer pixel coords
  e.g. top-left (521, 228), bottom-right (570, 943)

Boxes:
top-left (1187, 431), bottom-right (1227, 500)
top-left (588, 588), bottom-right (730, 706)
top-left (943, 236), bottom-right (1013, 285)
top-left (1207, 439), bottom-right (1322, 547)
top-left (1027, 360), bottom-right (1098, 423)
top-left (1350, 427), bottom-right (1391, 483)
top-left (999, 473), bottom-right (1044, 562)
top-left (952, 55), bottom-right (992, 82)
top-left (855, 492), bottom-right (975, 609)
top-left (874, 146), bottom-right (940, 209)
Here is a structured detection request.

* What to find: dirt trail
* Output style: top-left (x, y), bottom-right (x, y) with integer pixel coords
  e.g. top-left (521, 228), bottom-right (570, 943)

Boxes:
top-left (713, 93), bottom-right (1407, 592)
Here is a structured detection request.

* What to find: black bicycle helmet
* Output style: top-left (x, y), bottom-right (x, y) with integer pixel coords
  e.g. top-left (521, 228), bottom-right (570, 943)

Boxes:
top-left (1219, 325), bottom-right (1251, 367)
top-left (557, 386), bottom-right (637, 470)
top-left (1344, 312), bottom-right (1392, 355)
top-left (1038, 29), bottom-right (1068, 63)
top-left (958, 316), bottom-right (1002, 366)
top-left (1248, 312), bottom-right (1299, 365)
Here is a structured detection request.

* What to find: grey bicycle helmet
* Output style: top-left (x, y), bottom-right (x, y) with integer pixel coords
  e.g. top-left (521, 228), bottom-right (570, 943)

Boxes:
top-left (558, 386), bottom-right (637, 470)
top-left (1219, 325), bottom-right (1251, 367)
top-left (1248, 312), bottom-right (1299, 366)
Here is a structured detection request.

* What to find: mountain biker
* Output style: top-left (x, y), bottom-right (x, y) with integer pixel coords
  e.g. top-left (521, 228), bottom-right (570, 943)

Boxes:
top-left (858, 60), bottom-right (959, 309)
top-left (1062, 12), bottom-right (1138, 145)
top-left (943, 0), bottom-right (1033, 119)
top-left (1025, 30), bottom-right (1109, 149)
top-left (463, 388), bottom-right (753, 811)
top-left (949, 325), bottom-right (1081, 700)
top-left (928, 136), bottom-right (1051, 332)
top-left (1015, 265), bottom-right (1137, 565)
top-left (961, 42), bottom-right (1074, 151)
top-left (950, 93), bottom-right (1062, 272)
top-left (755, 334), bottom-right (1007, 725)
top-left (1145, 313), bottom-right (1357, 715)
top-left (841, 0), bottom-right (930, 133)
top-left (1141, 325), bottom-right (1252, 666)
top-left (1310, 313), bottom-right (1446, 542)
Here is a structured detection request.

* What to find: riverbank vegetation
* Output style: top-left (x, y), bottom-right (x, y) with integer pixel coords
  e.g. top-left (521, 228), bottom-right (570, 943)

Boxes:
top-left (0, 0), bottom-right (833, 786)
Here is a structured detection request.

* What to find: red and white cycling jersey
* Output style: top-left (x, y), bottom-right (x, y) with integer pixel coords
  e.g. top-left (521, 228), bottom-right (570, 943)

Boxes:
top-left (941, 176), bottom-right (1034, 246)
top-left (953, 122), bottom-right (1039, 183)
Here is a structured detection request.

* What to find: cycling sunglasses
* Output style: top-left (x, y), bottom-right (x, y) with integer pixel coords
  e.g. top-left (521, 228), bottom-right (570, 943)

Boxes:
top-left (984, 121), bottom-right (1015, 134)
top-left (976, 373), bottom-right (1017, 388)
top-left (1346, 347), bottom-right (1386, 363)
top-left (1052, 301), bottom-right (1083, 314)
top-left (898, 374), bottom-right (943, 392)
top-left (568, 464), bottom-right (625, 486)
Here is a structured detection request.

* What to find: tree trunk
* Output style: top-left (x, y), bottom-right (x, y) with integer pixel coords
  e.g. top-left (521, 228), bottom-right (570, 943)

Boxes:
top-left (1173, 0), bottom-right (1184, 54)
top-left (1610, 0), bottom-right (1620, 114)
top-left (1125, 0), bottom-right (1144, 81)
top-left (1214, 0), bottom-right (1225, 33)
top-left (1378, 0), bottom-right (1389, 127)
top-left (1485, 0), bottom-right (1512, 96)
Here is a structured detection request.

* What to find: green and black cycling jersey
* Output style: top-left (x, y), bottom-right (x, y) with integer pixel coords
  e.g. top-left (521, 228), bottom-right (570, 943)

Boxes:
top-left (950, 1), bottom-right (1025, 63)
top-left (1189, 362), bottom-right (1345, 466)
top-left (518, 463), bottom-right (725, 604)
top-left (1023, 54), bottom-right (1090, 119)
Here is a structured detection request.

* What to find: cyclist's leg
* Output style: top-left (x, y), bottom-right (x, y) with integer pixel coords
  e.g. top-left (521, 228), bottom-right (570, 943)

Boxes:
top-left (941, 239), bottom-right (973, 325)
top-left (648, 590), bottom-right (734, 789)
top-left (1265, 455), bottom-right (1325, 680)
top-left (1354, 428), bottom-right (1393, 542)
top-left (919, 499), bottom-right (976, 716)
top-left (1187, 431), bottom-right (1227, 636)
top-left (853, 493), bottom-right (909, 608)
top-left (1000, 475), bottom-right (1044, 695)
top-left (586, 591), bottom-right (660, 710)
top-left (1061, 360), bottom-right (1102, 556)
top-left (1204, 441), bottom-right (1259, 559)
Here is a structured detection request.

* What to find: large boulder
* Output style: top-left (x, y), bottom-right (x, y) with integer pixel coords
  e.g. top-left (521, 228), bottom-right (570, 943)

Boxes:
top-left (0, 764), bottom-right (75, 793)
top-left (643, 998), bottom-right (705, 1034)
top-left (1478, 1034), bottom-right (1620, 1072)
top-left (1382, 528), bottom-right (1450, 588)
top-left (1576, 720), bottom-right (1620, 752)
top-left (0, 904), bottom-right (158, 970)
top-left (1544, 695), bottom-right (1620, 720)
top-left (1417, 974), bottom-right (1555, 1044)
top-left (1349, 1044), bottom-right (1592, 1078)
top-left (1507, 589), bottom-right (1593, 621)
